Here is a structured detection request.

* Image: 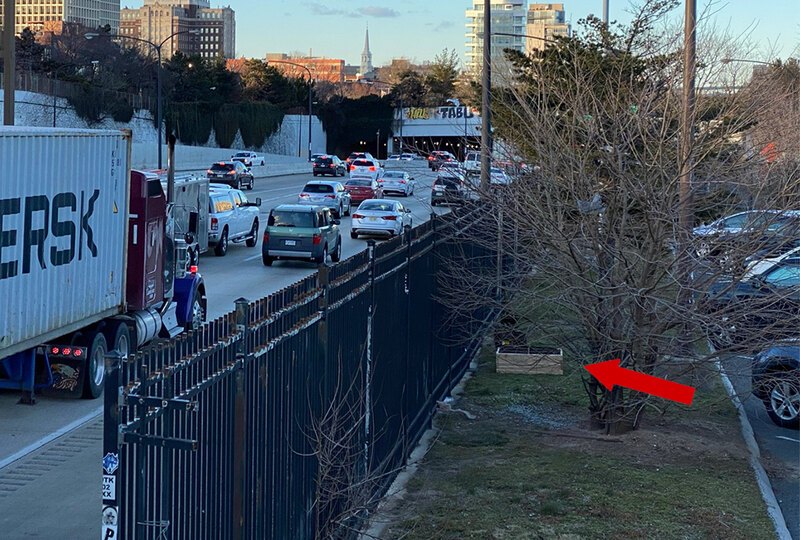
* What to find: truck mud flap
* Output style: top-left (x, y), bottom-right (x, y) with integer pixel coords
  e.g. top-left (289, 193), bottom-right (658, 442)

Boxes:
top-left (40, 346), bottom-right (87, 399)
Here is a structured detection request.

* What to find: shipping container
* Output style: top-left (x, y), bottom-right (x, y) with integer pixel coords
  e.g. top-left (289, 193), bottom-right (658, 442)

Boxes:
top-left (0, 127), bottom-right (132, 361)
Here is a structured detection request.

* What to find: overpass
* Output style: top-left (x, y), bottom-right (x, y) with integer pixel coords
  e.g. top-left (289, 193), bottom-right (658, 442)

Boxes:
top-left (389, 105), bottom-right (482, 160)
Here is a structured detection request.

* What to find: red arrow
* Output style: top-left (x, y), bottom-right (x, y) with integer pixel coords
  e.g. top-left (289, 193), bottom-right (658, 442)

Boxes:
top-left (584, 359), bottom-right (696, 406)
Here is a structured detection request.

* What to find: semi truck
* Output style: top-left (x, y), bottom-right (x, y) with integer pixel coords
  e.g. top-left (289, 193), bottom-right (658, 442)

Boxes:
top-left (0, 127), bottom-right (207, 403)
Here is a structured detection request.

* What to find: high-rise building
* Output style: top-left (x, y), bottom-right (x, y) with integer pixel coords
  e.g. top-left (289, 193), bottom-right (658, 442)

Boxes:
top-left (0, 0), bottom-right (121, 35)
top-left (525, 3), bottom-right (570, 53)
top-left (119, 0), bottom-right (235, 60)
top-left (359, 26), bottom-right (374, 78)
top-left (465, 0), bottom-right (527, 74)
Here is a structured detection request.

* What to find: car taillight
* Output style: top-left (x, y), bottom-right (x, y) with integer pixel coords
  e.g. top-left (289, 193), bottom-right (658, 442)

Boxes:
top-left (299, 193), bottom-right (310, 198)
top-left (382, 215), bottom-right (397, 221)
top-left (312, 233), bottom-right (321, 245)
top-left (428, 156), bottom-right (434, 160)
top-left (211, 217), bottom-right (218, 230)
top-left (399, 180), bottom-right (406, 184)
top-left (206, 169), bottom-right (213, 174)
top-left (263, 231), bottom-right (269, 243)
top-left (369, 166), bottom-right (376, 171)
top-left (325, 195), bottom-right (336, 199)
top-left (329, 164), bottom-right (335, 168)
top-left (353, 213), bottom-right (364, 219)
top-left (227, 170), bottom-right (236, 175)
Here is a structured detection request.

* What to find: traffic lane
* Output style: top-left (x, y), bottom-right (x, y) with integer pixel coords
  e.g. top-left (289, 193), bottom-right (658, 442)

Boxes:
top-left (721, 354), bottom-right (800, 539)
top-left (199, 171), bottom-right (443, 319)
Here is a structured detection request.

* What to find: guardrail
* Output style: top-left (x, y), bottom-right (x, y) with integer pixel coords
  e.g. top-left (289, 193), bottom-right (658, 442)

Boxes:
top-left (102, 208), bottom-right (497, 539)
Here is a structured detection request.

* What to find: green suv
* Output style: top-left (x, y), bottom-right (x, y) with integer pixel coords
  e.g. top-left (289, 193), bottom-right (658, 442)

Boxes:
top-left (262, 204), bottom-right (342, 266)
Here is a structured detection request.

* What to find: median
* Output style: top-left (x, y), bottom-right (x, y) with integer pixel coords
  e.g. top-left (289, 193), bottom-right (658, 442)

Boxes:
top-left (378, 346), bottom-right (775, 539)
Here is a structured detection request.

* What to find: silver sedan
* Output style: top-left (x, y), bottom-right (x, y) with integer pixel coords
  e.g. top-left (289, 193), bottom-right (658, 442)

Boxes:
top-left (351, 199), bottom-right (413, 238)
top-left (378, 170), bottom-right (415, 197)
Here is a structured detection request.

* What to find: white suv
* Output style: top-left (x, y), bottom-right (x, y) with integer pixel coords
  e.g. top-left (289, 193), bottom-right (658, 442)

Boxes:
top-left (464, 151), bottom-right (481, 176)
top-left (208, 185), bottom-right (262, 256)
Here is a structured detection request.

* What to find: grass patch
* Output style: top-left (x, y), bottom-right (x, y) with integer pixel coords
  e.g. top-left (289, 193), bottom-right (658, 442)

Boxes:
top-left (381, 345), bottom-right (773, 540)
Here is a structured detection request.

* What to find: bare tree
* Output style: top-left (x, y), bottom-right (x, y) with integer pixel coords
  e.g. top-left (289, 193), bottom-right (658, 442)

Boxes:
top-left (435, 0), bottom-right (800, 434)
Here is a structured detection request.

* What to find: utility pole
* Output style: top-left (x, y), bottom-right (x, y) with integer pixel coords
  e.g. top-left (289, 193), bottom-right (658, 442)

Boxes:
top-left (480, 0), bottom-right (492, 190)
top-left (603, 0), bottom-right (609, 25)
top-left (3, 0), bottom-right (16, 125)
top-left (678, 0), bottom-right (696, 349)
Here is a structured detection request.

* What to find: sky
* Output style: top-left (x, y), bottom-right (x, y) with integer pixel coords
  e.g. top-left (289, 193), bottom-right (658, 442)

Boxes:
top-left (167, 1), bottom-right (800, 65)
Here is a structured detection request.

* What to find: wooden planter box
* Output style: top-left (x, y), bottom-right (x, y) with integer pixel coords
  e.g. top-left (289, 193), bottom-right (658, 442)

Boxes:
top-left (495, 346), bottom-right (563, 375)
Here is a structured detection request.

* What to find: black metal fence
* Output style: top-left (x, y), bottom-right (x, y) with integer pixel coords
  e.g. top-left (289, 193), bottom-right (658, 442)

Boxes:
top-left (102, 210), bottom-right (496, 539)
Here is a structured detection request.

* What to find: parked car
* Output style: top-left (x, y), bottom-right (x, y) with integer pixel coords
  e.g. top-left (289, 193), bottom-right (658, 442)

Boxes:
top-left (378, 170), bottom-right (415, 197)
top-left (297, 180), bottom-right (352, 217)
top-left (428, 150), bottom-right (457, 171)
top-left (207, 161), bottom-right (254, 190)
top-left (313, 155), bottom-right (347, 177)
top-left (351, 199), bottom-right (412, 238)
top-left (345, 178), bottom-right (383, 204)
top-left (752, 342), bottom-right (800, 428)
top-left (349, 158), bottom-right (382, 181)
top-left (208, 185), bottom-right (261, 256)
top-left (230, 151), bottom-right (265, 167)
top-left (262, 204), bottom-right (342, 266)
top-left (705, 260), bottom-right (800, 344)
top-left (431, 174), bottom-right (468, 206)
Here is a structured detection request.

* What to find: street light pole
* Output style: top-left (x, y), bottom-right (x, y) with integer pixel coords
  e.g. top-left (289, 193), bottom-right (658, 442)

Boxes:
top-left (85, 29), bottom-right (198, 170)
top-left (480, 0), bottom-right (492, 190)
top-left (376, 129), bottom-right (381, 160)
top-left (267, 60), bottom-right (314, 161)
top-left (3, 0), bottom-right (16, 125)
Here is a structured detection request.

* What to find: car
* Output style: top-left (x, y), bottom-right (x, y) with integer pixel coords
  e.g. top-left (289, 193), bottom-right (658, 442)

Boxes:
top-left (490, 167), bottom-right (512, 185)
top-left (207, 161), bottom-right (254, 190)
top-left (705, 260), bottom-right (800, 345)
top-left (207, 186), bottom-right (261, 256)
top-left (428, 150), bottom-right (457, 171)
top-left (386, 154), bottom-right (401, 161)
top-left (752, 342), bottom-right (800, 428)
top-left (346, 151), bottom-right (376, 168)
top-left (297, 180), bottom-right (352, 217)
top-left (230, 151), bottom-right (265, 167)
top-left (262, 204), bottom-right (342, 266)
top-left (313, 155), bottom-right (346, 177)
top-left (345, 178), bottom-right (383, 205)
top-left (438, 161), bottom-right (463, 175)
top-left (400, 153), bottom-right (421, 161)
top-left (464, 151), bottom-right (481, 176)
top-left (349, 158), bottom-right (382, 181)
top-left (378, 170), bottom-right (415, 197)
top-left (351, 199), bottom-right (413, 238)
top-left (431, 174), bottom-right (468, 207)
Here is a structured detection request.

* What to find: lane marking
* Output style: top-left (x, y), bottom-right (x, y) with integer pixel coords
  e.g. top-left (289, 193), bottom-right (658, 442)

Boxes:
top-left (776, 435), bottom-right (800, 444)
top-left (0, 405), bottom-right (103, 471)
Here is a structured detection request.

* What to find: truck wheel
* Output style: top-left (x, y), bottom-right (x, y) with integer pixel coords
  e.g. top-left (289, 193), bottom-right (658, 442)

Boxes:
top-left (246, 219), bottom-right (259, 247)
top-left (186, 293), bottom-right (206, 331)
top-left (81, 331), bottom-right (108, 399)
top-left (214, 228), bottom-right (229, 256)
top-left (104, 322), bottom-right (132, 360)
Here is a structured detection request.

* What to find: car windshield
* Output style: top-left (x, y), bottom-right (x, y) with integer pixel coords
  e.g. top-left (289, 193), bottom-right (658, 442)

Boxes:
top-left (435, 177), bottom-right (460, 187)
top-left (270, 210), bottom-right (314, 228)
top-left (382, 172), bottom-right (403, 178)
top-left (234, 153), bottom-right (248, 157)
top-left (211, 163), bottom-right (234, 171)
top-left (353, 160), bottom-right (374, 167)
top-left (303, 183), bottom-right (334, 193)
top-left (347, 180), bottom-right (372, 187)
top-left (401, 154), bottom-right (415, 158)
top-left (359, 201), bottom-right (395, 212)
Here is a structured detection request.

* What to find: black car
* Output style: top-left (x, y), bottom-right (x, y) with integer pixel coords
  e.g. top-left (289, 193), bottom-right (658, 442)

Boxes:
top-left (431, 174), bottom-right (468, 206)
top-left (427, 151), bottom-right (457, 171)
top-left (752, 342), bottom-right (800, 428)
top-left (313, 155), bottom-right (346, 177)
top-left (207, 161), bottom-right (254, 190)
top-left (704, 260), bottom-right (800, 346)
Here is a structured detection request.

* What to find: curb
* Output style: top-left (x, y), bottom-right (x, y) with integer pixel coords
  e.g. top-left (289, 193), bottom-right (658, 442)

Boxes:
top-left (711, 344), bottom-right (793, 540)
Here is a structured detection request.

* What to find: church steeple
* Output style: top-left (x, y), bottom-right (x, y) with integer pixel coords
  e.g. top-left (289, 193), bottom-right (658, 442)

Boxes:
top-left (360, 25), bottom-right (373, 76)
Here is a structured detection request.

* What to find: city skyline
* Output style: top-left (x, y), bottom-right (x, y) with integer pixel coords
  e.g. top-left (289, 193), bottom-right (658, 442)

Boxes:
top-left (218, 0), bottom-right (799, 66)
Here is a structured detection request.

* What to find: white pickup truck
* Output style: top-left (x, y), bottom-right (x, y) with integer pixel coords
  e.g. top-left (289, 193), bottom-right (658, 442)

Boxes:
top-left (231, 151), bottom-right (265, 167)
top-left (208, 184), bottom-right (262, 256)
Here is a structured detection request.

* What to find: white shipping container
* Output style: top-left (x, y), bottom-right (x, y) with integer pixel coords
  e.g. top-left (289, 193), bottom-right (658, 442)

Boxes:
top-left (0, 127), bottom-right (131, 360)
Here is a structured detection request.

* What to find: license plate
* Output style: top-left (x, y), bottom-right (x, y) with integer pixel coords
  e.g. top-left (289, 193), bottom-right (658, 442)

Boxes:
top-left (285, 240), bottom-right (296, 246)
top-left (368, 217), bottom-right (378, 221)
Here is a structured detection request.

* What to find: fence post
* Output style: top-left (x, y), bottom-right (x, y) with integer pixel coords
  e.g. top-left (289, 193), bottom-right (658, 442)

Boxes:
top-left (232, 298), bottom-right (250, 540)
top-left (363, 240), bottom-right (376, 480)
top-left (102, 351), bottom-right (123, 540)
